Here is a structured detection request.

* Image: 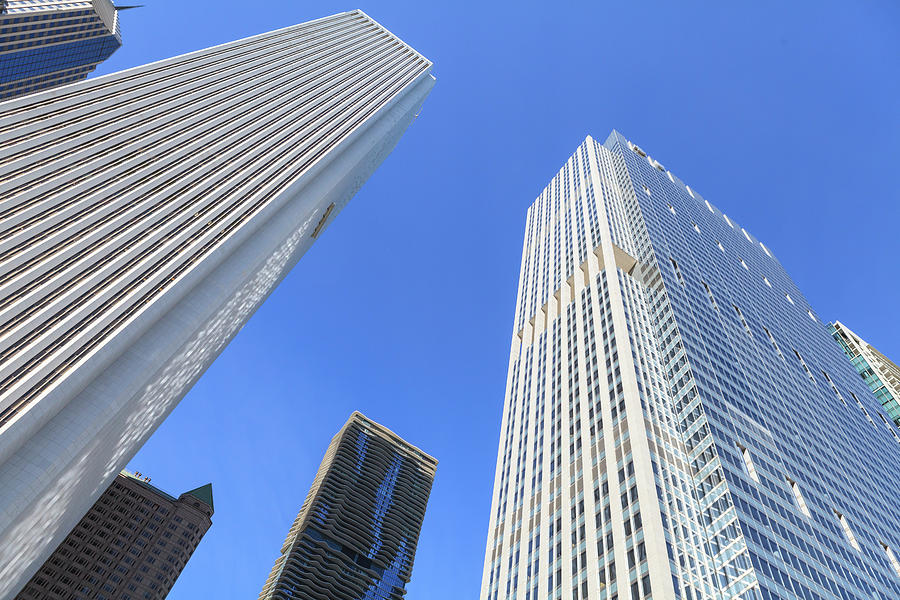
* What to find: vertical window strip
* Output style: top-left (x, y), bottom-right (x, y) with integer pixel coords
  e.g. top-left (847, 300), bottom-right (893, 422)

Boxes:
top-left (882, 543), bottom-right (900, 578)
top-left (737, 444), bottom-right (760, 483)
top-left (702, 281), bottom-right (718, 312)
top-left (763, 326), bottom-right (785, 361)
top-left (850, 391), bottom-right (877, 427)
top-left (670, 258), bottom-right (685, 287)
top-left (792, 349), bottom-right (816, 383)
top-left (787, 478), bottom-right (811, 517)
top-left (834, 511), bottom-right (860, 551)
top-left (733, 305), bottom-right (752, 337)
top-left (821, 370), bottom-right (847, 406)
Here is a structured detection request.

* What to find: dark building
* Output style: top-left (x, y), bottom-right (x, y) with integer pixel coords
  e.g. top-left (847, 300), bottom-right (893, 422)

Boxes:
top-left (0, 0), bottom-right (122, 100)
top-left (15, 472), bottom-right (213, 600)
top-left (258, 412), bottom-right (437, 600)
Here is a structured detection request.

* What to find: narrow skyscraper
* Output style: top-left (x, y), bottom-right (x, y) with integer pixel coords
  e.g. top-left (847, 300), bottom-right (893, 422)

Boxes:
top-left (829, 321), bottom-right (900, 429)
top-left (481, 132), bottom-right (900, 600)
top-left (0, 0), bottom-right (123, 100)
top-left (258, 412), bottom-right (436, 600)
top-left (0, 10), bottom-right (433, 597)
top-left (15, 471), bottom-right (213, 600)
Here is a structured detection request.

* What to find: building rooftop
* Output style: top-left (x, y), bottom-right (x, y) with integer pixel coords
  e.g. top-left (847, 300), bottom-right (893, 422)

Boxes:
top-left (121, 471), bottom-right (213, 510)
top-left (184, 483), bottom-right (214, 511)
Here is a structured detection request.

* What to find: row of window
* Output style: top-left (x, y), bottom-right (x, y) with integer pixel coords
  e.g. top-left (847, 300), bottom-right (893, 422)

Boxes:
top-left (739, 419), bottom-right (900, 579)
top-left (669, 211), bottom-right (817, 324)
top-left (634, 139), bottom-right (773, 263)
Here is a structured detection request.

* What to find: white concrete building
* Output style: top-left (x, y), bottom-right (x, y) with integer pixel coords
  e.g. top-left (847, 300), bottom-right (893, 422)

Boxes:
top-left (0, 10), bottom-right (433, 597)
top-left (481, 133), bottom-right (900, 600)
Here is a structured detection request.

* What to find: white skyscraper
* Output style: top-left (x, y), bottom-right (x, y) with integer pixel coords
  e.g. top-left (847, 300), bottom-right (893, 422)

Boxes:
top-left (0, 10), bottom-right (433, 597)
top-left (481, 133), bottom-right (900, 600)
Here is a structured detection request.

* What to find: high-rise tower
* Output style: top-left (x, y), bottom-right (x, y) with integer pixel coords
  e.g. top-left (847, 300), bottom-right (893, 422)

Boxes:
top-left (15, 471), bottom-right (213, 600)
top-left (829, 321), bottom-right (900, 429)
top-left (0, 0), bottom-right (123, 100)
top-left (0, 11), bottom-right (433, 598)
top-left (258, 412), bottom-right (437, 600)
top-left (481, 132), bottom-right (900, 600)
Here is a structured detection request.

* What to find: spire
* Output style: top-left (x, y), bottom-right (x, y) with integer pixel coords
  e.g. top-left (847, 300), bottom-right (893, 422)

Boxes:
top-left (184, 483), bottom-right (214, 511)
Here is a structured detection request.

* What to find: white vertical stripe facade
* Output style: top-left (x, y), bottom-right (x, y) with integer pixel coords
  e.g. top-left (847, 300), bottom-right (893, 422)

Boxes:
top-left (482, 138), bottom-right (678, 600)
top-left (0, 10), bottom-right (433, 598)
top-left (483, 129), bottom-right (900, 600)
top-left (480, 135), bottom-right (766, 600)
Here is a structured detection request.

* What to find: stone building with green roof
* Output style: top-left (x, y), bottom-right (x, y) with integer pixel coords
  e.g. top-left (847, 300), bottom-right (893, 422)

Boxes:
top-left (14, 472), bottom-right (213, 600)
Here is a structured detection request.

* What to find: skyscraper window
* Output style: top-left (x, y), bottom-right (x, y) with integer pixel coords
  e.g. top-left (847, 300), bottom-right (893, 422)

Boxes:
top-left (481, 131), bottom-right (900, 600)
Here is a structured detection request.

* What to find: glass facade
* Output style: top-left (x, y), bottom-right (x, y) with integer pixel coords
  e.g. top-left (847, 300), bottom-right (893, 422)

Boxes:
top-left (829, 321), bottom-right (900, 429)
top-left (0, 0), bottom-right (121, 100)
top-left (258, 413), bottom-right (437, 600)
top-left (482, 131), bottom-right (900, 600)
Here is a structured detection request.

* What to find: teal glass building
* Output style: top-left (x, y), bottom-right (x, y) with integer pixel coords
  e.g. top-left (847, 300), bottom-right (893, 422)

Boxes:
top-left (482, 131), bottom-right (900, 600)
top-left (829, 321), bottom-right (900, 429)
top-left (0, 0), bottom-right (122, 100)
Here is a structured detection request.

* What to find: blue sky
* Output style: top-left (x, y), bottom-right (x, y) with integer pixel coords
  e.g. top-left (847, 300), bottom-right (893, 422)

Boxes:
top-left (95, 2), bottom-right (900, 598)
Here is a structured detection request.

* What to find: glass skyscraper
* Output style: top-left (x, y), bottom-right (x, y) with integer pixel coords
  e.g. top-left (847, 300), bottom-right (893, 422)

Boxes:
top-left (829, 321), bottom-right (900, 429)
top-left (481, 131), bottom-right (900, 600)
top-left (0, 0), bottom-right (122, 100)
top-left (0, 11), bottom-right (433, 598)
top-left (258, 412), bottom-right (437, 600)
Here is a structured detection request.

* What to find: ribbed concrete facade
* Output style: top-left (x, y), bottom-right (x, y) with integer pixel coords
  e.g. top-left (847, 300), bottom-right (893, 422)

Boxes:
top-left (259, 412), bottom-right (437, 600)
top-left (0, 11), bottom-right (433, 598)
top-left (0, 0), bottom-right (122, 100)
top-left (15, 472), bottom-right (212, 600)
top-left (481, 132), bottom-right (900, 600)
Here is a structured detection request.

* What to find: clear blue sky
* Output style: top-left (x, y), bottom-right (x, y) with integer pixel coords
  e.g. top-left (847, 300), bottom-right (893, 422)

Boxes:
top-left (96, 2), bottom-right (900, 598)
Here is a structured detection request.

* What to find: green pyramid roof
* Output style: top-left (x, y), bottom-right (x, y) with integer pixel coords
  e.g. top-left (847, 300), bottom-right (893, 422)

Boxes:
top-left (184, 483), bottom-right (213, 511)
